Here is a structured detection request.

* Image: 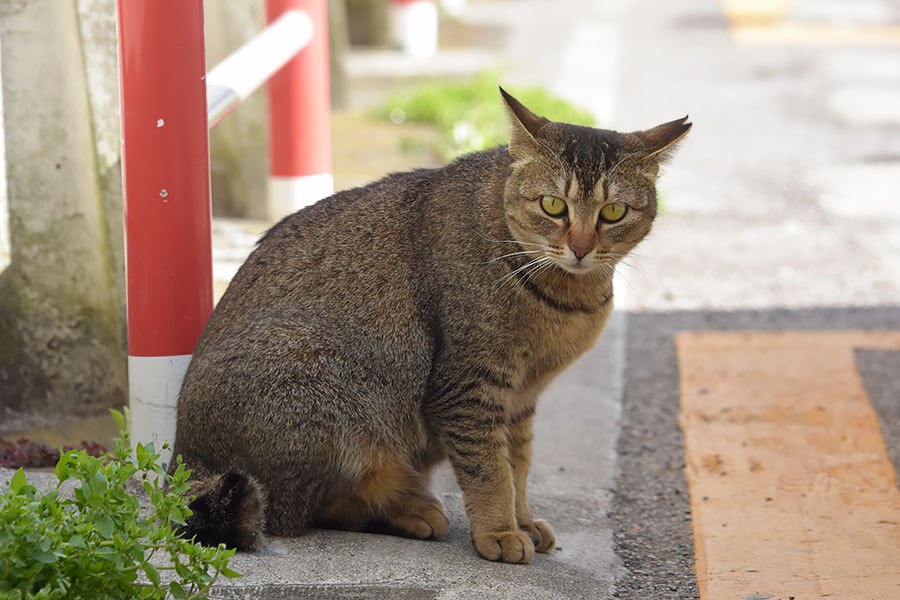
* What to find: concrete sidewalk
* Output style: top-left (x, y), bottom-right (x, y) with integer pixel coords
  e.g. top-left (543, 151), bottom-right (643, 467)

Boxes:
top-left (0, 312), bottom-right (627, 600)
top-left (208, 313), bottom-right (627, 600)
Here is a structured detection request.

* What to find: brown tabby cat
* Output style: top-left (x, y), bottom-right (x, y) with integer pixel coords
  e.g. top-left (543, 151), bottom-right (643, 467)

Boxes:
top-left (172, 88), bottom-right (689, 564)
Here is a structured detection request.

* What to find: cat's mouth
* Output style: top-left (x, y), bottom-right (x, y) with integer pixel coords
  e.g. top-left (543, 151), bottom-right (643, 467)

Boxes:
top-left (552, 254), bottom-right (618, 276)
top-left (555, 258), bottom-right (598, 275)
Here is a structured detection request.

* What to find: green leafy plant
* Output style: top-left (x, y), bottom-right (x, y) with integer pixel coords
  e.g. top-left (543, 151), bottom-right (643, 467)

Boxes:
top-left (375, 72), bottom-right (597, 160)
top-left (0, 409), bottom-right (240, 600)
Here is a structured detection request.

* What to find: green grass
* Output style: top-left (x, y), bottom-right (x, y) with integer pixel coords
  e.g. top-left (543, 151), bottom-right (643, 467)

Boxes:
top-left (375, 73), bottom-right (596, 160)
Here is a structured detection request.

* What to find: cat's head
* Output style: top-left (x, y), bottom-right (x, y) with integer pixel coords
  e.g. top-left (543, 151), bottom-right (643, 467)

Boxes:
top-left (499, 87), bottom-right (690, 276)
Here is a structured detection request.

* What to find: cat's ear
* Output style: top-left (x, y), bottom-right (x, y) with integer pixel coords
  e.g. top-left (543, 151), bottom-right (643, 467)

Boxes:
top-left (634, 116), bottom-right (692, 163)
top-left (499, 86), bottom-right (550, 161)
top-left (631, 116), bottom-right (691, 178)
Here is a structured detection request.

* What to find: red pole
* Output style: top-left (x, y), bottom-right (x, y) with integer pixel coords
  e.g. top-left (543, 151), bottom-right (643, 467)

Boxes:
top-left (265, 0), bottom-right (333, 218)
top-left (116, 0), bottom-right (212, 461)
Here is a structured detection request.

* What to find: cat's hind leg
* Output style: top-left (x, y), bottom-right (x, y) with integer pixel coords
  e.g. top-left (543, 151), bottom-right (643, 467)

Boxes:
top-left (372, 486), bottom-right (449, 540)
top-left (315, 449), bottom-right (449, 540)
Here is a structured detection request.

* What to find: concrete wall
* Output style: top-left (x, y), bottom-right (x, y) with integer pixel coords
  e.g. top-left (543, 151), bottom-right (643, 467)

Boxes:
top-left (0, 0), bottom-right (126, 421)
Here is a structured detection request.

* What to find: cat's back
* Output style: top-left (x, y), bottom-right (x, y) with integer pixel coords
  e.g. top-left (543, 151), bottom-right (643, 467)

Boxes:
top-left (190, 148), bottom-right (507, 364)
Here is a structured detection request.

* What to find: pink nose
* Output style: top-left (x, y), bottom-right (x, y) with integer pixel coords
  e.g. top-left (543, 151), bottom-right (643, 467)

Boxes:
top-left (570, 245), bottom-right (592, 260)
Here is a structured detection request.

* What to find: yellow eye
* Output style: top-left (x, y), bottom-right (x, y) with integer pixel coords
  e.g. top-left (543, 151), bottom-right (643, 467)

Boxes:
top-left (599, 202), bottom-right (627, 223)
top-left (540, 195), bottom-right (567, 217)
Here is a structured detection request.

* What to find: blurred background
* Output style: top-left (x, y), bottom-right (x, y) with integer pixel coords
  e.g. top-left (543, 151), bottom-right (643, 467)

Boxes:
top-left (1, 0), bottom-right (899, 459)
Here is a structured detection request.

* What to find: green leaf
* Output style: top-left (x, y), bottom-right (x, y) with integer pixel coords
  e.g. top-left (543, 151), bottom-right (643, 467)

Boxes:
top-left (135, 443), bottom-right (148, 467)
top-left (55, 455), bottom-right (70, 482)
top-left (110, 408), bottom-right (125, 434)
top-left (174, 560), bottom-right (191, 579)
top-left (144, 563), bottom-right (160, 587)
top-left (169, 506), bottom-right (186, 526)
top-left (68, 534), bottom-right (86, 548)
top-left (9, 468), bottom-right (26, 494)
top-left (130, 541), bottom-right (146, 562)
top-left (169, 581), bottom-right (186, 599)
top-left (94, 514), bottom-right (115, 538)
top-left (220, 567), bottom-right (242, 579)
top-left (169, 482), bottom-right (190, 495)
top-left (92, 469), bottom-right (108, 492)
top-left (27, 546), bottom-right (57, 564)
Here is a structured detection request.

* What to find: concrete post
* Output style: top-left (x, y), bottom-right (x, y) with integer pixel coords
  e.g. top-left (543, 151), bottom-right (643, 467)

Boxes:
top-left (0, 0), bottom-right (126, 419)
top-left (74, 0), bottom-right (127, 351)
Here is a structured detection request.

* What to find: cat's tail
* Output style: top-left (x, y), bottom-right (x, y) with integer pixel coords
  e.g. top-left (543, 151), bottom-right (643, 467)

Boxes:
top-left (181, 471), bottom-right (267, 550)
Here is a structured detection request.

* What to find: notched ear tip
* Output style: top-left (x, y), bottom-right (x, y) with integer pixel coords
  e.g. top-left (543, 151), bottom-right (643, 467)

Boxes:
top-left (499, 86), bottom-right (548, 139)
top-left (637, 115), bottom-right (693, 160)
top-left (665, 114), bottom-right (693, 134)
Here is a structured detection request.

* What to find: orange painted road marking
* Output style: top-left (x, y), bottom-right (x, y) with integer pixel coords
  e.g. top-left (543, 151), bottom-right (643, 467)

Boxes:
top-left (676, 331), bottom-right (900, 600)
top-left (722, 0), bottom-right (900, 46)
top-left (730, 23), bottom-right (900, 47)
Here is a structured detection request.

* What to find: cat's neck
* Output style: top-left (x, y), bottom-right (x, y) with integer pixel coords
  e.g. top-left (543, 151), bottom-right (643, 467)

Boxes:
top-left (523, 261), bottom-right (614, 314)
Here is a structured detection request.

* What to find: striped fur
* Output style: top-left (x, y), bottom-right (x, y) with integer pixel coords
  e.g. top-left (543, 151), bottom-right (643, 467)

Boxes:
top-left (172, 90), bottom-right (689, 563)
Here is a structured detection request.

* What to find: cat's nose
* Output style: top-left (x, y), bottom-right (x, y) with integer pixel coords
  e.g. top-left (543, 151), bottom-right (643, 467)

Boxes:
top-left (570, 245), bottom-right (593, 260)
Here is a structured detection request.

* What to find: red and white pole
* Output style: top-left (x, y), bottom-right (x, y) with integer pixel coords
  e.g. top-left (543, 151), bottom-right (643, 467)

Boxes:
top-left (116, 0), bottom-right (213, 466)
top-left (266, 0), bottom-right (333, 219)
top-left (389, 0), bottom-right (438, 57)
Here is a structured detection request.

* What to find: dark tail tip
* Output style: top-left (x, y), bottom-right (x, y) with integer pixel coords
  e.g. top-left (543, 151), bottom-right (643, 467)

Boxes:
top-left (183, 471), bottom-right (267, 550)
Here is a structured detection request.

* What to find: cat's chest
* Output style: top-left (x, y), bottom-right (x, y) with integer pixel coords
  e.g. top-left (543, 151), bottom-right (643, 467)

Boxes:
top-left (510, 304), bottom-right (612, 401)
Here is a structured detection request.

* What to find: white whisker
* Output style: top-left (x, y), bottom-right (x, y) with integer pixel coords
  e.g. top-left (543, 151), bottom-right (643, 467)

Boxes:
top-left (612, 268), bottom-right (639, 299)
top-left (494, 256), bottom-right (551, 288)
top-left (482, 249), bottom-right (545, 264)
top-left (522, 258), bottom-right (556, 286)
top-left (531, 137), bottom-right (568, 185)
top-left (608, 149), bottom-right (648, 178)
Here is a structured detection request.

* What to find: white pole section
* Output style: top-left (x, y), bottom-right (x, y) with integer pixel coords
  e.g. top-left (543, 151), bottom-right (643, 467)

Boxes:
top-left (128, 355), bottom-right (192, 466)
top-left (206, 10), bottom-right (313, 129)
top-left (266, 0), bottom-right (333, 219)
top-left (268, 174), bottom-right (334, 216)
top-left (389, 0), bottom-right (438, 58)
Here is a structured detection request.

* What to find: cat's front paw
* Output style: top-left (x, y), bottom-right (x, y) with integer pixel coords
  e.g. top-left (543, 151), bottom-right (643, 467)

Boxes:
top-left (519, 520), bottom-right (555, 553)
top-left (473, 530), bottom-right (534, 564)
